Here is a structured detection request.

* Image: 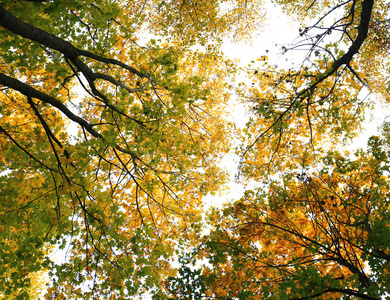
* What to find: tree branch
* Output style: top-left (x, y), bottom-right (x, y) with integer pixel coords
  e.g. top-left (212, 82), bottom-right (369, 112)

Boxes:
top-left (0, 72), bottom-right (139, 160)
top-left (0, 5), bottom-right (150, 79)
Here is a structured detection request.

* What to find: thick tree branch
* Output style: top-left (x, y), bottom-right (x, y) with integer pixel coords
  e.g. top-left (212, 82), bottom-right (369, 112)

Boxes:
top-left (0, 5), bottom-right (150, 79)
top-left (0, 6), bottom-right (79, 59)
top-left (0, 72), bottom-right (139, 159)
top-left (332, 0), bottom-right (374, 68)
top-left (0, 73), bottom-right (100, 138)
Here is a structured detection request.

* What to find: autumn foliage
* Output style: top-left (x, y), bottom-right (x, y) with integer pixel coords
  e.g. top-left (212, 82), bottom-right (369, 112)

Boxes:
top-left (0, 0), bottom-right (389, 299)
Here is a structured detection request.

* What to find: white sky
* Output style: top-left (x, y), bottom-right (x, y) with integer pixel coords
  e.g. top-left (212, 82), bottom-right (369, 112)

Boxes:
top-left (222, 2), bottom-right (301, 66)
top-left (202, 2), bottom-right (305, 211)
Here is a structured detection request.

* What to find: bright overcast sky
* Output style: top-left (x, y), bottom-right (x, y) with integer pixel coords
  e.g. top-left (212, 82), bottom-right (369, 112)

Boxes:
top-left (201, 2), bottom-right (302, 211)
top-left (222, 1), bottom-right (301, 65)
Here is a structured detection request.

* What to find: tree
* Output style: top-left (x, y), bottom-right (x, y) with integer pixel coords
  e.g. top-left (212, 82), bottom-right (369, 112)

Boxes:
top-left (237, 0), bottom-right (390, 179)
top-left (163, 0), bottom-right (390, 299)
top-left (2, 0), bottom-right (390, 298)
top-left (0, 0), bottom-right (264, 298)
top-left (179, 136), bottom-right (390, 299)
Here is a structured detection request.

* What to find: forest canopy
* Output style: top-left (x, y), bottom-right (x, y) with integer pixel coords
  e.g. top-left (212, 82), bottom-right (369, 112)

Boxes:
top-left (0, 0), bottom-right (389, 299)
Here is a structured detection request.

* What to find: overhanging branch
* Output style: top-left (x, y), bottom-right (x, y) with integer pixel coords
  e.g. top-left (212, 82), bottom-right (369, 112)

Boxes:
top-left (0, 72), bottom-right (139, 160)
